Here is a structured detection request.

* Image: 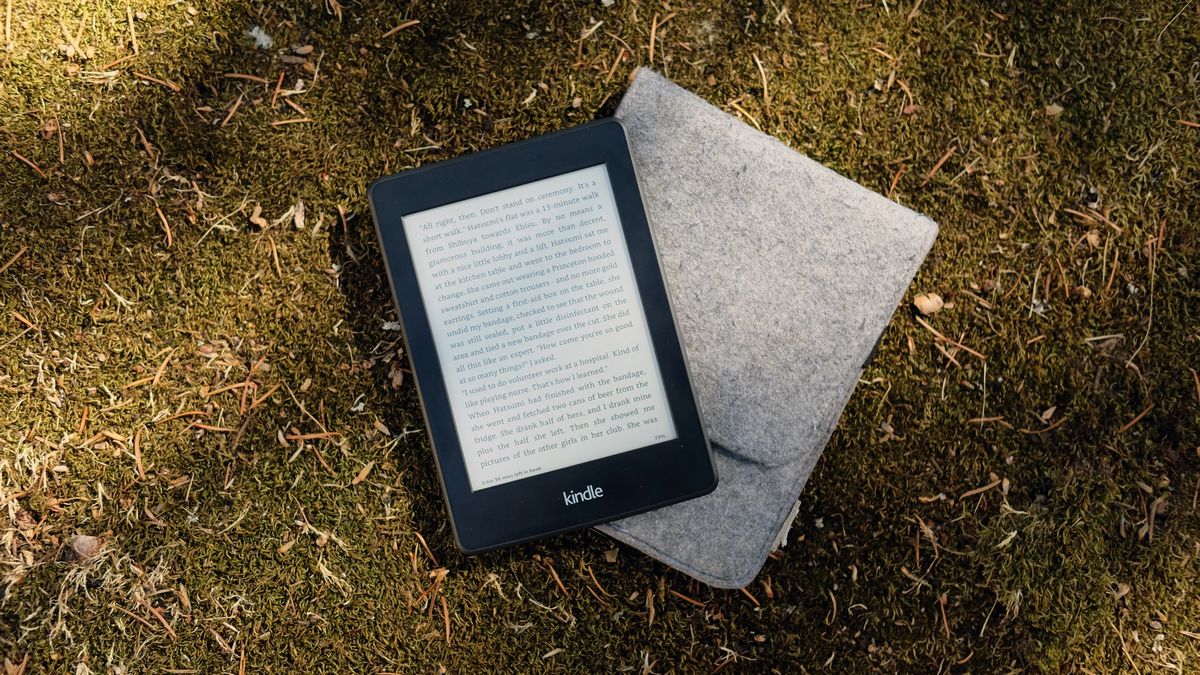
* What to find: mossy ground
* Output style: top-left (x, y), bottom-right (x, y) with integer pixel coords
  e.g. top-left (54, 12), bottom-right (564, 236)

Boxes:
top-left (1, 0), bottom-right (1198, 672)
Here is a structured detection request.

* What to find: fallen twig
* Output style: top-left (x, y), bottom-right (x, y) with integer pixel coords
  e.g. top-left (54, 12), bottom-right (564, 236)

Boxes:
top-left (137, 598), bottom-right (178, 640)
top-left (191, 423), bottom-right (237, 432)
top-left (441, 595), bottom-right (451, 646)
top-left (414, 530), bottom-right (439, 567)
top-left (669, 588), bottom-right (705, 607)
top-left (585, 563), bottom-right (613, 598)
top-left (224, 72), bottom-right (268, 84)
top-left (1018, 416), bottom-right (1068, 435)
top-left (960, 477), bottom-right (1002, 500)
top-left (220, 93), bottom-right (244, 127)
top-left (109, 602), bottom-right (158, 633)
top-left (156, 410), bottom-right (208, 423)
top-left (543, 559), bottom-right (568, 596)
top-left (284, 431), bottom-right (339, 441)
top-left (648, 12), bottom-right (676, 64)
top-left (924, 145), bottom-right (956, 181)
top-left (151, 347), bottom-right (175, 386)
top-left (1116, 403), bottom-right (1154, 435)
top-left (382, 19), bottom-right (419, 38)
top-left (203, 381), bottom-right (253, 398)
top-left (913, 316), bottom-right (985, 360)
top-left (0, 245), bottom-right (27, 274)
top-left (249, 383), bottom-right (280, 410)
top-left (133, 71), bottom-right (181, 92)
top-left (967, 416), bottom-right (1012, 429)
top-left (270, 70), bottom-right (285, 107)
top-left (126, 6), bottom-right (138, 54)
top-left (739, 587), bottom-right (760, 607)
top-left (753, 53), bottom-right (770, 115)
top-left (11, 150), bottom-right (45, 178)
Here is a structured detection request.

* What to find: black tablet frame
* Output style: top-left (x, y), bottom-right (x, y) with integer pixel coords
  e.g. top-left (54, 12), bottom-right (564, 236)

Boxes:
top-left (368, 119), bottom-right (716, 553)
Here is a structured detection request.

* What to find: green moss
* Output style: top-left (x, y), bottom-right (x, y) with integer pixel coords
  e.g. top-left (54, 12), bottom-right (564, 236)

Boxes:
top-left (1, 0), bottom-right (1198, 671)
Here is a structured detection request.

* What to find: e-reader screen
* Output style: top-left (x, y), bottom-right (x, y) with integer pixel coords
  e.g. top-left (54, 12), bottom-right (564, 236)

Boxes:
top-left (401, 164), bottom-right (678, 491)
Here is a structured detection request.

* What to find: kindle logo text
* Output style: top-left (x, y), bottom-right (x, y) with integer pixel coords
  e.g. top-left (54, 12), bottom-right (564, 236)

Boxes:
top-left (563, 485), bottom-right (604, 506)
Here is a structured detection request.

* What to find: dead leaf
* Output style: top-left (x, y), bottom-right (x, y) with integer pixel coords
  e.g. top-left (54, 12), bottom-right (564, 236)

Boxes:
top-left (351, 461), bottom-right (375, 485)
top-left (1045, 103), bottom-right (1064, 116)
top-left (249, 203), bottom-right (268, 228)
top-left (15, 510), bottom-right (36, 532)
top-left (178, 584), bottom-right (191, 612)
top-left (913, 293), bottom-right (944, 315)
top-left (69, 534), bottom-right (102, 560)
top-left (878, 418), bottom-right (896, 443)
top-left (293, 200), bottom-right (305, 229)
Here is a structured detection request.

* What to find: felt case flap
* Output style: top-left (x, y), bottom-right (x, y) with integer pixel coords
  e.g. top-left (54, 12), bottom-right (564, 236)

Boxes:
top-left (622, 68), bottom-right (937, 469)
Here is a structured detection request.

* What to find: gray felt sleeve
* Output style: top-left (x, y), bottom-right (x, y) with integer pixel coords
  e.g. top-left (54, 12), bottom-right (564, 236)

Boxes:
top-left (595, 69), bottom-right (937, 588)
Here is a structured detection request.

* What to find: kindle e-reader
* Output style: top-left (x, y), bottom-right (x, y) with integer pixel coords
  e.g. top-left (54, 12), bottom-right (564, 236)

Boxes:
top-left (368, 119), bottom-right (716, 552)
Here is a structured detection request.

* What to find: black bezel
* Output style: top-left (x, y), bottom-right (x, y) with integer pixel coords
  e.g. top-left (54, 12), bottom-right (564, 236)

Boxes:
top-left (368, 119), bottom-right (716, 553)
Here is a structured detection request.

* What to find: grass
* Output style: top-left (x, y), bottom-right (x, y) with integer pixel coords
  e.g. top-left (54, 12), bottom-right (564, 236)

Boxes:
top-left (1, 0), bottom-right (1198, 671)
